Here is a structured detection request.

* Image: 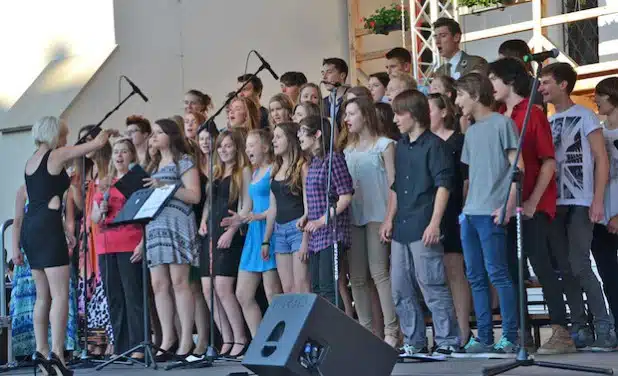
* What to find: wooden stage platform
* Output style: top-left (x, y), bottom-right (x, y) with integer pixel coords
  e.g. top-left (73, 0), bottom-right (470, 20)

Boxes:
top-left (5, 351), bottom-right (617, 376)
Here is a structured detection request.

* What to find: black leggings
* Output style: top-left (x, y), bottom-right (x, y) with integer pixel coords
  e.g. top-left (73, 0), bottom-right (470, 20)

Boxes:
top-left (590, 224), bottom-right (618, 335)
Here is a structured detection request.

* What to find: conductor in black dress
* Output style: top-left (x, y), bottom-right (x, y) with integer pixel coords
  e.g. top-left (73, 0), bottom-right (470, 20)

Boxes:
top-left (22, 116), bottom-right (110, 375)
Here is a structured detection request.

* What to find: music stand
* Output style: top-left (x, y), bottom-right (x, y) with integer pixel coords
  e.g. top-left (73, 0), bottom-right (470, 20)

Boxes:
top-left (95, 184), bottom-right (179, 371)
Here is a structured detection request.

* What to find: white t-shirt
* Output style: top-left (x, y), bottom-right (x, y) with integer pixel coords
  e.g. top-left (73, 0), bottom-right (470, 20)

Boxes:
top-left (603, 125), bottom-right (618, 225)
top-left (549, 104), bottom-right (601, 207)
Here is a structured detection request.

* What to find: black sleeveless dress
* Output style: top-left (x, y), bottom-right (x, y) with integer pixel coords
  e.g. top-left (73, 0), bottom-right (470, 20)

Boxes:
top-left (22, 150), bottom-right (71, 269)
top-left (200, 176), bottom-right (245, 277)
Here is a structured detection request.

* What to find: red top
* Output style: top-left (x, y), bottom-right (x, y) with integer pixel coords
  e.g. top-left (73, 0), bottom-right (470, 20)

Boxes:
top-left (93, 179), bottom-right (143, 254)
top-left (499, 98), bottom-right (557, 218)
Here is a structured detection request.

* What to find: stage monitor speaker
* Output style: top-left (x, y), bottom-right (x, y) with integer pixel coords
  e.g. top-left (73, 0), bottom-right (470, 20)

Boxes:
top-left (242, 293), bottom-right (398, 376)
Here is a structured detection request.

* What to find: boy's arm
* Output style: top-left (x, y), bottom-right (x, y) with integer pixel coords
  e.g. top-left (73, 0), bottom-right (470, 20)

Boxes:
top-left (424, 142), bottom-right (453, 245)
top-left (588, 129), bottom-right (609, 223)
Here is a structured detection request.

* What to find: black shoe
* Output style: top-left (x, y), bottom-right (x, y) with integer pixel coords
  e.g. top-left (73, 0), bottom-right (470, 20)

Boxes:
top-left (47, 352), bottom-right (73, 376)
top-left (219, 342), bottom-right (234, 357)
top-left (155, 341), bottom-right (179, 362)
top-left (32, 352), bottom-right (49, 376)
top-left (226, 342), bottom-right (249, 359)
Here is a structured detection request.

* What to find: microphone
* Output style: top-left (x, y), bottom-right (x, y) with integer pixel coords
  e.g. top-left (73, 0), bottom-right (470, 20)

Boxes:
top-left (253, 51), bottom-right (279, 80)
top-left (523, 48), bottom-right (559, 63)
top-left (123, 76), bottom-right (149, 102)
top-left (102, 191), bottom-right (110, 221)
top-left (321, 80), bottom-right (342, 88)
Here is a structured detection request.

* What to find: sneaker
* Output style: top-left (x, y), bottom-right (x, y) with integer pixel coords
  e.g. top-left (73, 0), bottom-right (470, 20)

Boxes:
top-left (537, 325), bottom-right (577, 355)
top-left (398, 344), bottom-right (429, 358)
top-left (451, 337), bottom-right (494, 358)
top-left (432, 344), bottom-right (459, 357)
top-left (589, 324), bottom-right (618, 352)
top-left (572, 326), bottom-right (594, 349)
top-left (490, 336), bottom-right (518, 358)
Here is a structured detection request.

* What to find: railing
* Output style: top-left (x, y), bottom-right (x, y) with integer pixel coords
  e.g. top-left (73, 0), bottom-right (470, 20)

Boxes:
top-left (1, 219), bottom-right (14, 365)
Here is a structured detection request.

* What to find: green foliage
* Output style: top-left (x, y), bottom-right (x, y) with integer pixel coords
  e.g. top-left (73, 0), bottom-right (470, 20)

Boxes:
top-left (458, 0), bottom-right (502, 7)
top-left (362, 3), bottom-right (410, 35)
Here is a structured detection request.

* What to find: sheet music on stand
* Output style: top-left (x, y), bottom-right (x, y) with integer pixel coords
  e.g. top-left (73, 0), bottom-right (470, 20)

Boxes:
top-left (135, 185), bottom-right (176, 220)
top-left (112, 184), bottom-right (179, 226)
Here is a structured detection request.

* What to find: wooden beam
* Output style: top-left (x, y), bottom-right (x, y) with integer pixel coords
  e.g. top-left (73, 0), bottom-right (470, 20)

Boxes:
top-left (460, 4), bottom-right (617, 44)
top-left (347, 0), bottom-right (360, 85)
top-left (356, 28), bottom-right (371, 37)
top-left (358, 48), bottom-right (391, 62)
top-left (574, 74), bottom-right (618, 93)
top-left (576, 61), bottom-right (618, 78)
top-left (460, 21), bottom-right (535, 43)
top-left (541, 5), bottom-right (618, 28)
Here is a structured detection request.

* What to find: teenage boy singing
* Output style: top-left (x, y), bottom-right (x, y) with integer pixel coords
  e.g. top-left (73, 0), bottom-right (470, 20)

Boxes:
top-left (452, 73), bottom-right (522, 357)
top-left (489, 58), bottom-right (576, 355)
top-left (380, 89), bottom-right (459, 357)
top-left (540, 62), bottom-right (615, 350)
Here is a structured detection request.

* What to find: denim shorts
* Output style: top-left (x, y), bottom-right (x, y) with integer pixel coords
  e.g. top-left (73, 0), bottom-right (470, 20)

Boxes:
top-left (273, 219), bottom-right (303, 254)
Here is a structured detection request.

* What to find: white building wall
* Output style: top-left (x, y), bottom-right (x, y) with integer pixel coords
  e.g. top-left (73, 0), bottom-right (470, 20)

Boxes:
top-left (0, 0), bottom-right (349, 252)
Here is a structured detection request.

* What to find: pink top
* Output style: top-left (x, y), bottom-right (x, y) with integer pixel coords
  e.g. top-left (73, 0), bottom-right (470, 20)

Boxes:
top-left (93, 179), bottom-right (143, 254)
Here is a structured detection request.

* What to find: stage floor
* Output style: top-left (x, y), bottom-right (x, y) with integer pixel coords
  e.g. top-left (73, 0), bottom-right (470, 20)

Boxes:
top-left (6, 352), bottom-right (617, 376)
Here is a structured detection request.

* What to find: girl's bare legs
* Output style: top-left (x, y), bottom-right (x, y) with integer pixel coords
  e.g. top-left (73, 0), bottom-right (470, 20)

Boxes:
top-left (215, 277), bottom-right (248, 356)
top-left (236, 271), bottom-right (262, 338)
top-left (45, 265), bottom-right (71, 364)
top-left (292, 254), bottom-right (310, 293)
top-left (169, 264), bottom-right (195, 355)
top-left (262, 269), bottom-right (282, 303)
top-left (276, 254), bottom-right (294, 293)
top-left (150, 265), bottom-right (177, 353)
top-left (191, 281), bottom-right (209, 354)
top-left (31, 269), bottom-right (51, 356)
top-left (444, 252), bottom-right (472, 343)
top-left (202, 277), bottom-right (233, 355)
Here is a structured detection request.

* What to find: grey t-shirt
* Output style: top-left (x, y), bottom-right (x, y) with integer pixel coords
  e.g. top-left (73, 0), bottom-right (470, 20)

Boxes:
top-left (461, 112), bottom-right (519, 215)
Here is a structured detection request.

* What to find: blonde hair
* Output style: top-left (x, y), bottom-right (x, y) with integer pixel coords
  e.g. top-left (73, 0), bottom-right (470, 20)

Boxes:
top-left (390, 72), bottom-right (418, 91)
top-left (32, 116), bottom-right (63, 149)
top-left (108, 138), bottom-right (137, 178)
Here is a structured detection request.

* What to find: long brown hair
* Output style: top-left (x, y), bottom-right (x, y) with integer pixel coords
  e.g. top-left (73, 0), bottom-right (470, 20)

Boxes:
top-left (144, 136), bottom-right (161, 174)
top-left (338, 97), bottom-right (380, 150)
top-left (268, 94), bottom-right (294, 126)
top-left (153, 118), bottom-right (191, 166)
top-left (428, 93), bottom-right (458, 131)
top-left (197, 121), bottom-right (220, 176)
top-left (231, 97), bottom-right (260, 131)
top-left (212, 129), bottom-right (248, 204)
top-left (272, 122), bottom-right (305, 196)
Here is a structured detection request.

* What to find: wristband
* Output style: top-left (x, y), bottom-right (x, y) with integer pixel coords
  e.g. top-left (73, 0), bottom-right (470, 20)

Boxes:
top-left (262, 241), bottom-right (270, 246)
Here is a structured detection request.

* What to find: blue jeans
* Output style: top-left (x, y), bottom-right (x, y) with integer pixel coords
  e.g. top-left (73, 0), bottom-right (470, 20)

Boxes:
top-left (460, 215), bottom-right (518, 345)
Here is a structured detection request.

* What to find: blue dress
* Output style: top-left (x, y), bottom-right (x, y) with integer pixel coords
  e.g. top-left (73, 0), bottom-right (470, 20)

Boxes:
top-left (239, 168), bottom-right (277, 272)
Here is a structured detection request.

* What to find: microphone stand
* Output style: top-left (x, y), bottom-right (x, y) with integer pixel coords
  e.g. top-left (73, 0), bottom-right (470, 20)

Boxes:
top-left (164, 60), bottom-right (271, 371)
top-left (72, 89), bottom-right (139, 369)
top-left (326, 87), bottom-right (340, 310)
top-left (482, 62), bottom-right (613, 376)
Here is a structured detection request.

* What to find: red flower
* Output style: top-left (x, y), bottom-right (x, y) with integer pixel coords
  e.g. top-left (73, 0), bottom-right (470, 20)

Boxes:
top-left (370, 20), bottom-right (376, 28)
top-left (396, 4), bottom-right (402, 11)
top-left (360, 17), bottom-right (365, 23)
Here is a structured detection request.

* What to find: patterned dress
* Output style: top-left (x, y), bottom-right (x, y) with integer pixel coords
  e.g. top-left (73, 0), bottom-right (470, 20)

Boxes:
top-left (77, 179), bottom-right (114, 347)
top-left (10, 200), bottom-right (79, 357)
top-left (146, 155), bottom-right (200, 267)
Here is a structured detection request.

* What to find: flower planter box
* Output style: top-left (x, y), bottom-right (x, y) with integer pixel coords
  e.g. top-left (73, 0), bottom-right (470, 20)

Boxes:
top-left (373, 22), bottom-right (403, 35)
top-left (458, 0), bottom-right (532, 16)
